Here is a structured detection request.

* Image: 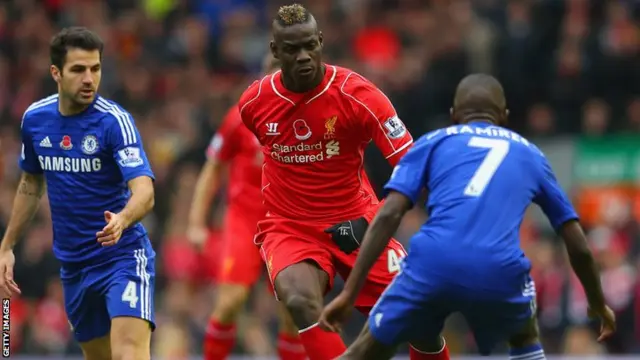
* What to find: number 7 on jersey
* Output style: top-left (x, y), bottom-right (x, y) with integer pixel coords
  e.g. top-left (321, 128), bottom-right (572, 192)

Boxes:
top-left (464, 136), bottom-right (510, 197)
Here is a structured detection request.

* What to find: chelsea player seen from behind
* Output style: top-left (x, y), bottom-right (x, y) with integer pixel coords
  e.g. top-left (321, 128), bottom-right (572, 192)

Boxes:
top-left (0, 27), bottom-right (156, 360)
top-left (320, 74), bottom-right (616, 360)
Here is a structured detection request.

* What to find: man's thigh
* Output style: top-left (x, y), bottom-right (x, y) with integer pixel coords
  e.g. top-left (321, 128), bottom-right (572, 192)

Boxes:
top-left (461, 295), bottom-right (536, 355)
top-left (331, 205), bottom-right (408, 312)
top-left (367, 268), bottom-right (448, 347)
top-left (62, 267), bottom-right (111, 343)
top-left (257, 217), bottom-right (336, 298)
top-left (104, 247), bottom-right (156, 329)
top-left (63, 245), bottom-right (156, 350)
top-left (334, 238), bottom-right (406, 313)
top-left (110, 317), bottom-right (152, 359)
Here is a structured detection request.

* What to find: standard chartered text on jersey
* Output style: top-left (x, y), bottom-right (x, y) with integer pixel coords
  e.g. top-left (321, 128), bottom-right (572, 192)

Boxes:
top-left (270, 140), bottom-right (340, 164)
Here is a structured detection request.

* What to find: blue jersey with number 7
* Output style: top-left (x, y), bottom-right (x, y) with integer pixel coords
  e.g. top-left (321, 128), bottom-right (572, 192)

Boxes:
top-left (384, 122), bottom-right (578, 291)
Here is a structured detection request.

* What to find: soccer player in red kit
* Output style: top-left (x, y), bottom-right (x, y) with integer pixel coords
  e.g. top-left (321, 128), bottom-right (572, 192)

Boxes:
top-left (188, 56), bottom-right (306, 360)
top-left (238, 5), bottom-right (445, 360)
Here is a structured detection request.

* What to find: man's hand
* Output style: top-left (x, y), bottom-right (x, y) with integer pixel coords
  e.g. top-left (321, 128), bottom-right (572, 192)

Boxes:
top-left (187, 223), bottom-right (208, 249)
top-left (319, 292), bottom-right (355, 333)
top-left (324, 217), bottom-right (369, 254)
top-left (588, 305), bottom-right (616, 342)
top-left (97, 211), bottom-right (127, 246)
top-left (0, 250), bottom-right (21, 297)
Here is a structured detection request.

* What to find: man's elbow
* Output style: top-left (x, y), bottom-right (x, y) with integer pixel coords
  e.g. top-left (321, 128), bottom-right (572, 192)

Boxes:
top-left (381, 191), bottom-right (413, 219)
top-left (147, 191), bottom-right (155, 212)
top-left (378, 204), bottom-right (405, 224)
top-left (143, 185), bottom-right (155, 213)
top-left (559, 220), bottom-right (592, 258)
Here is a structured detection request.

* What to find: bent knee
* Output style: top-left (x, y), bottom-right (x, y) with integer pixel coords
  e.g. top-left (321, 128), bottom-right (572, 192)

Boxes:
top-left (275, 262), bottom-right (327, 328)
top-left (285, 291), bottom-right (321, 313)
top-left (282, 292), bottom-right (323, 328)
top-left (211, 285), bottom-right (250, 323)
top-left (111, 336), bottom-right (150, 360)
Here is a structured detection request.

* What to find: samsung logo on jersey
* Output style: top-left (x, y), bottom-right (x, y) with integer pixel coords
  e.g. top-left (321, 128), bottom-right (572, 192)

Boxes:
top-left (445, 125), bottom-right (530, 146)
top-left (38, 156), bottom-right (102, 173)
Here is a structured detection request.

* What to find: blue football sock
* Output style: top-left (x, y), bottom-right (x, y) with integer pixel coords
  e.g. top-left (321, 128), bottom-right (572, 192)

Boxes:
top-left (509, 342), bottom-right (546, 360)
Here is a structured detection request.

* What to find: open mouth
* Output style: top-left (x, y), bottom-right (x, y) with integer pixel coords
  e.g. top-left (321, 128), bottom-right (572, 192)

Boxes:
top-left (80, 89), bottom-right (94, 97)
top-left (298, 67), bottom-right (314, 76)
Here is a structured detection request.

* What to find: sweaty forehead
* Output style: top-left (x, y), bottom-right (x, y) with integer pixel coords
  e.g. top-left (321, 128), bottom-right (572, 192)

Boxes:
top-left (274, 23), bottom-right (318, 44)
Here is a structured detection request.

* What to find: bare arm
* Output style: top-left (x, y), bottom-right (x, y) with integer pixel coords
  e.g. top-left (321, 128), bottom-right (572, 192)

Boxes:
top-left (0, 173), bottom-right (46, 250)
top-left (119, 176), bottom-right (155, 228)
top-left (559, 220), bottom-right (606, 310)
top-left (188, 159), bottom-right (227, 228)
top-left (342, 191), bottom-right (413, 301)
top-left (0, 141), bottom-right (4, 181)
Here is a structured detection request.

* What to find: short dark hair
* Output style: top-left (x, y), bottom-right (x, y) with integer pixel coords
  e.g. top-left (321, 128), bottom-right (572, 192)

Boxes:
top-left (50, 27), bottom-right (104, 70)
top-left (274, 4), bottom-right (312, 26)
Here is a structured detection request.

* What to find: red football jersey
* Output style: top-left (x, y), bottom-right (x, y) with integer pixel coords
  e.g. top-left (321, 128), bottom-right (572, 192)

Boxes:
top-left (207, 106), bottom-right (264, 216)
top-left (238, 65), bottom-right (413, 222)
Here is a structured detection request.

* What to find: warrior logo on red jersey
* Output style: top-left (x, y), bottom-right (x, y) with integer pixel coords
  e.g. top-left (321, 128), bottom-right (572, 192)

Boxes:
top-left (293, 119), bottom-right (312, 141)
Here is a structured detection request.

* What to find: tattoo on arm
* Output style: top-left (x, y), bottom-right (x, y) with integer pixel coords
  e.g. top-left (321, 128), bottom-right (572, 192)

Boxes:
top-left (1, 173), bottom-right (45, 249)
top-left (17, 174), bottom-right (45, 198)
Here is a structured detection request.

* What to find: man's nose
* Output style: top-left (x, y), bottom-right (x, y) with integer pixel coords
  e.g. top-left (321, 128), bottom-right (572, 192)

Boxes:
top-left (296, 50), bottom-right (311, 63)
top-left (82, 70), bottom-right (94, 84)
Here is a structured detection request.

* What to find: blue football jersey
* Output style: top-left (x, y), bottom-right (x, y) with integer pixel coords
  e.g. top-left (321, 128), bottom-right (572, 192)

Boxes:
top-left (19, 94), bottom-right (155, 264)
top-left (384, 122), bottom-right (578, 292)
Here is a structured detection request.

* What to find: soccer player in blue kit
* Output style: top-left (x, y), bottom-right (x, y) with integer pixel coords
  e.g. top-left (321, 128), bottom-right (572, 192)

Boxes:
top-left (0, 27), bottom-right (155, 360)
top-left (320, 74), bottom-right (617, 360)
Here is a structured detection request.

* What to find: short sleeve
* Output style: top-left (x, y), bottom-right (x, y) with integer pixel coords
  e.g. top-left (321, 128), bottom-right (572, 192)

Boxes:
top-left (383, 134), bottom-right (434, 204)
top-left (207, 109), bottom-right (242, 162)
top-left (105, 110), bottom-right (155, 183)
top-left (533, 154), bottom-right (579, 230)
top-left (18, 113), bottom-right (43, 174)
top-left (343, 74), bottom-right (413, 166)
top-left (238, 79), bottom-right (262, 135)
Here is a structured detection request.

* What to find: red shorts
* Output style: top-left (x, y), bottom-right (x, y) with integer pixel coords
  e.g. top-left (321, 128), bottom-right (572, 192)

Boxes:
top-left (215, 209), bottom-right (265, 286)
top-left (256, 206), bottom-right (407, 313)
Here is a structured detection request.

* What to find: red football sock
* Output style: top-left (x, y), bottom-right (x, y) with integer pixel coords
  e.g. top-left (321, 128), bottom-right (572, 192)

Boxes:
top-left (277, 332), bottom-right (307, 360)
top-left (298, 323), bottom-right (346, 360)
top-left (204, 319), bottom-right (236, 360)
top-left (409, 339), bottom-right (450, 360)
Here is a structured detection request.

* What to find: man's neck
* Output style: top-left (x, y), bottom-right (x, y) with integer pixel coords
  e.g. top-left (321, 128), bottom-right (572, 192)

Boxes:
top-left (461, 114), bottom-right (495, 125)
top-left (58, 95), bottom-right (89, 116)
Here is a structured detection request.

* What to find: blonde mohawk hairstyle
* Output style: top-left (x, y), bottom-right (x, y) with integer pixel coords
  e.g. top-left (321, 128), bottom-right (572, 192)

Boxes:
top-left (276, 3), bottom-right (311, 26)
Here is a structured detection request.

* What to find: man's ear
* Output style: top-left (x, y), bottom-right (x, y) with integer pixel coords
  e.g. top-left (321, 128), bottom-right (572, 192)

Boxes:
top-left (270, 40), bottom-right (279, 60)
top-left (450, 107), bottom-right (459, 125)
top-left (51, 65), bottom-right (62, 83)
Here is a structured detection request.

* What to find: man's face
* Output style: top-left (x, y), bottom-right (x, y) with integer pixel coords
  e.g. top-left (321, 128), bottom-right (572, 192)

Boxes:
top-left (271, 22), bottom-right (323, 86)
top-left (53, 48), bottom-right (101, 106)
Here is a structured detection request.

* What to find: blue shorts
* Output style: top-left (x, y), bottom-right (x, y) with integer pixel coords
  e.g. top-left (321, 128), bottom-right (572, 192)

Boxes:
top-left (368, 261), bottom-right (536, 355)
top-left (61, 245), bottom-right (156, 343)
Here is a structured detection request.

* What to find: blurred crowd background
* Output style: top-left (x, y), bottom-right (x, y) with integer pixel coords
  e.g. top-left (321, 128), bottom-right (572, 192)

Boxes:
top-left (0, 0), bottom-right (639, 358)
